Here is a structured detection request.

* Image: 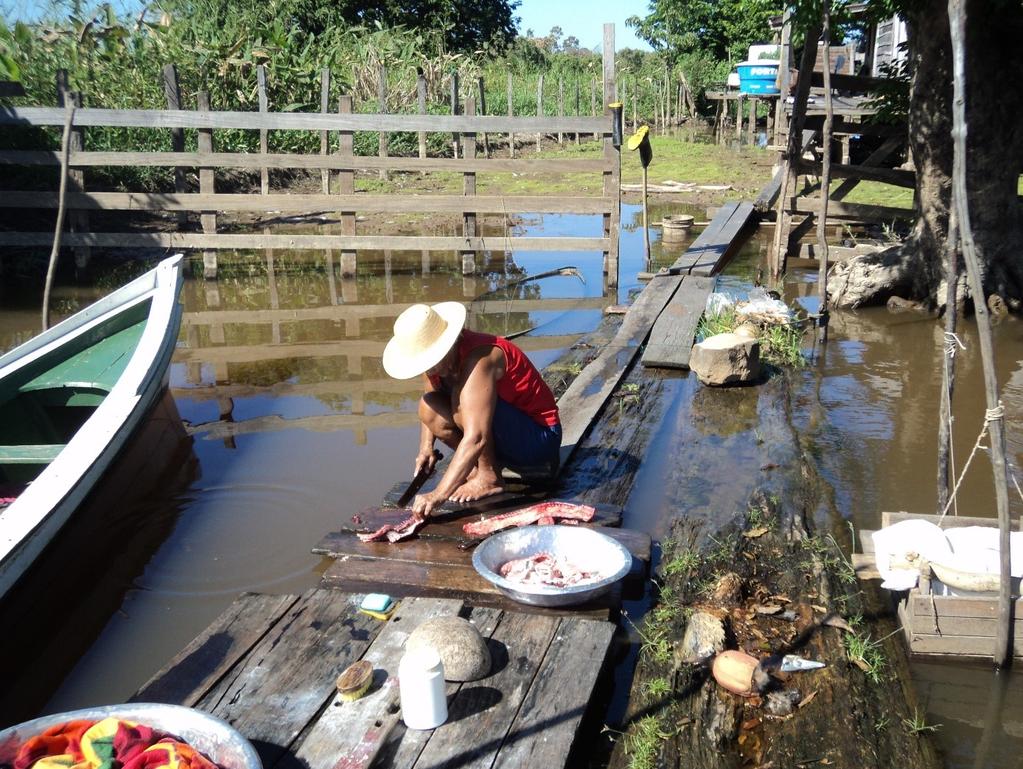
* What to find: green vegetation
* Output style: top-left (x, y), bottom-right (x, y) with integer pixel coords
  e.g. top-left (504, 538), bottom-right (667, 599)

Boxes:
top-left (843, 631), bottom-right (887, 684)
top-left (696, 307), bottom-right (808, 369)
top-left (902, 709), bottom-right (941, 736)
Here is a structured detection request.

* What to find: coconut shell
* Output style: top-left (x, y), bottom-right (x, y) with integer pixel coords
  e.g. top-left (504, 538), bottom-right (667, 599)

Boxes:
top-left (712, 650), bottom-right (760, 696)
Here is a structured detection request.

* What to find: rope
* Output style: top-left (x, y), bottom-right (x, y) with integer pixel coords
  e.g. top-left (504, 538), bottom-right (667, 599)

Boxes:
top-left (937, 401), bottom-right (1005, 522)
top-left (42, 101), bottom-right (77, 331)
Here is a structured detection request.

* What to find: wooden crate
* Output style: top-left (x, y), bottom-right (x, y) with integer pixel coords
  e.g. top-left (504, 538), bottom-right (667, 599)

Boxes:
top-left (878, 512), bottom-right (1023, 660)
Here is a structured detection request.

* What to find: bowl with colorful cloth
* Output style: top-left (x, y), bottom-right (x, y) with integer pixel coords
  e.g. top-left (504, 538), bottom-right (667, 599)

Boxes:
top-left (472, 524), bottom-right (632, 607)
top-left (0, 704), bottom-right (261, 769)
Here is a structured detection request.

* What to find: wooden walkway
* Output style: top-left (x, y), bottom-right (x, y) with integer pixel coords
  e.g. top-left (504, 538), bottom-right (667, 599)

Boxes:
top-left (133, 591), bottom-right (614, 769)
top-left (640, 199), bottom-right (758, 370)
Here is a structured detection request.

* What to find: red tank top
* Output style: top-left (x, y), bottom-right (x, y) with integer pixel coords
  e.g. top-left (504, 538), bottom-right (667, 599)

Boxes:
top-left (429, 330), bottom-right (559, 427)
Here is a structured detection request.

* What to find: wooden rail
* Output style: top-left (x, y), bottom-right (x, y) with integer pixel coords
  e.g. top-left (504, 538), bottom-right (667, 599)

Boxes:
top-left (1, 57), bottom-right (622, 284)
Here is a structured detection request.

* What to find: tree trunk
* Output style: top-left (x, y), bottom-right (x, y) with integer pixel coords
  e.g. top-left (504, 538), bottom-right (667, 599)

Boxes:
top-left (832, 0), bottom-right (1023, 309)
top-left (904, 0), bottom-right (1023, 307)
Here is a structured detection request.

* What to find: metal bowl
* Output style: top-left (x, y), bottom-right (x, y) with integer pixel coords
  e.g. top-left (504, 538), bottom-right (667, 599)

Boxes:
top-left (0, 703), bottom-right (261, 769)
top-left (472, 525), bottom-right (632, 607)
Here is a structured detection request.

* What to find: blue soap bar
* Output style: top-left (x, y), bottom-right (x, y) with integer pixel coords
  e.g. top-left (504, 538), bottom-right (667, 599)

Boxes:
top-left (361, 593), bottom-right (393, 612)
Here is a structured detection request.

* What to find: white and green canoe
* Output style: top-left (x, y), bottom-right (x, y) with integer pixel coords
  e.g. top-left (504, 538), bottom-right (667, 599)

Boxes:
top-left (0, 255), bottom-right (184, 599)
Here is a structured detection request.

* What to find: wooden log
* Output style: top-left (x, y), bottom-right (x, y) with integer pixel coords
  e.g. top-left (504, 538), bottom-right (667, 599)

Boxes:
top-left (789, 197), bottom-right (913, 221)
top-left (476, 76), bottom-right (490, 159)
top-left (338, 94), bottom-right (356, 278)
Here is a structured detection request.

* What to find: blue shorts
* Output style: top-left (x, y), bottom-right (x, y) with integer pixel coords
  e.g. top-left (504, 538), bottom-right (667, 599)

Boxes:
top-left (492, 398), bottom-right (562, 470)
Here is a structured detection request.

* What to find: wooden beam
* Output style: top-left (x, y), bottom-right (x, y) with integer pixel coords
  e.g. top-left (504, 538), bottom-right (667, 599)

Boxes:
top-left (0, 191), bottom-right (615, 214)
top-left (789, 197), bottom-right (913, 220)
top-left (796, 159), bottom-right (915, 188)
top-left (0, 150), bottom-right (609, 174)
top-left (0, 107), bottom-right (610, 134)
top-left (0, 232), bottom-right (612, 251)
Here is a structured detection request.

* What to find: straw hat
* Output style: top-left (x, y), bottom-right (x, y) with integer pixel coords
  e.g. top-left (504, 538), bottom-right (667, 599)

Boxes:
top-left (382, 302), bottom-right (467, 380)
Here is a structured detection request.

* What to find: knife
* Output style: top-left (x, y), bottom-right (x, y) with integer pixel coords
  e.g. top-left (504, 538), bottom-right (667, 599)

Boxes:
top-left (396, 449), bottom-right (443, 508)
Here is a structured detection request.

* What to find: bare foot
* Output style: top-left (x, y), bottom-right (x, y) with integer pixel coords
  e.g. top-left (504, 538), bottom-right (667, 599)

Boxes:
top-left (449, 474), bottom-right (504, 504)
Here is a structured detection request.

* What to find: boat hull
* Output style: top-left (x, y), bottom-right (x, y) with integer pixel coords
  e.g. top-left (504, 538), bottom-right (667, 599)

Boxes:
top-left (0, 255), bottom-right (185, 599)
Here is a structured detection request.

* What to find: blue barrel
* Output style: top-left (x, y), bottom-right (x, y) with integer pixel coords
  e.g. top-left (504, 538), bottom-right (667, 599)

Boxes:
top-left (737, 61), bottom-right (780, 95)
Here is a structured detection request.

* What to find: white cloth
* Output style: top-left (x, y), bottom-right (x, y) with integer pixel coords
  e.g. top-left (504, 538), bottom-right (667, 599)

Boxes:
top-left (871, 520), bottom-right (1023, 591)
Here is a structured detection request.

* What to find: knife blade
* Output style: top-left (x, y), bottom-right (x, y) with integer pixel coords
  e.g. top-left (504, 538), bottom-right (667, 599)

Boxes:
top-left (396, 449), bottom-right (443, 508)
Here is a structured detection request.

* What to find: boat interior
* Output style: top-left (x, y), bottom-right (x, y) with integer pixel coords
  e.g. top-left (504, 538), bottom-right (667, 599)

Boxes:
top-left (0, 300), bottom-right (151, 493)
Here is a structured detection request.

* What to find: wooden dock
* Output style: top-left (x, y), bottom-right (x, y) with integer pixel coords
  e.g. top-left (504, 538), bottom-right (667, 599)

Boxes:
top-left (640, 198), bottom-right (758, 370)
top-left (133, 591), bottom-right (615, 769)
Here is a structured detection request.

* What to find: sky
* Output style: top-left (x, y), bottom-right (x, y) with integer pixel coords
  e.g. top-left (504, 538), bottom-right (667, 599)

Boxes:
top-left (5, 0), bottom-right (655, 51)
top-left (515, 0), bottom-right (653, 51)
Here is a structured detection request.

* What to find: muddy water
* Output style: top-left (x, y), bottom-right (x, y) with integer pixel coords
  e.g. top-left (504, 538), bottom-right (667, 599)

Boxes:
top-left (1, 203), bottom-right (1020, 767)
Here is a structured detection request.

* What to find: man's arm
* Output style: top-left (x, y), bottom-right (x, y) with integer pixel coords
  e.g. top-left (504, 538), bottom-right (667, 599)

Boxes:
top-left (414, 373), bottom-right (439, 478)
top-left (412, 347), bottom-right (502, 517)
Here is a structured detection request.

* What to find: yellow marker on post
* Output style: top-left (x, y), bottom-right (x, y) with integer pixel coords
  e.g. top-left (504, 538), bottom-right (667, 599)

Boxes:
top-left (627, 125), bottom-right (654, 265)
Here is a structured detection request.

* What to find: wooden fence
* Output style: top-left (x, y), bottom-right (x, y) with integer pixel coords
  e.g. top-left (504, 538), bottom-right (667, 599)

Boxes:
top-left (0, 25), bottom-right (623, 284)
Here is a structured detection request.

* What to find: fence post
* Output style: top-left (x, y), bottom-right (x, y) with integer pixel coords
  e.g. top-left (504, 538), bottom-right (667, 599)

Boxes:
top-left (56, 71), bottom-right (90, 269)
top-left (378, 64), bottom-right (389, 180)
top-left (338, 95), bottom-right (357, 279)
top-left (748, 97), bottom-right (757, 144)
top-left (320, 68), bottom-right (330, 193)
top-left (575, 78), bottom-right (581, 145)
top-left (590, 77), bottom-right (597, 140)
top-left (450, 70), bottom-right (460, 158)
top-left (602, 23), bottom-right (619, 289)
top-left (632, 77), bottom-right (638, 131)
top-left (477, 76), bottom-right (490, 159)
top-left (736, 94), bottom-right (744, 140)
top-left (257, 65), bottom-right (268, 194)
top-left (417, 71), bottom-right (428, 160)
top-left (557, 78), bottom-right (564, 144)
top-left (507, 72), bottom-right (515, 158)
top-left (461, 98), bottom-right (477, 276)
top-left (536, 73), bottom-right (544, 153)
top-left (162, 64), bottom-right (186, 227)
top-left (197, 90), bottom-right (217, 278)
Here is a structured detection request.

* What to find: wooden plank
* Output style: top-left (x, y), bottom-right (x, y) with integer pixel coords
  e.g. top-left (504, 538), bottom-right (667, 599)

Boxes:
top-left (133, 592), bottom-right (299, 706)
top-left (319, 558), bottom-right (615, 620)
top-left (312, 525), bottom-right (650, 565)
top-left (319, 69), bottom-right (330, 193)
top-left (0, 150), bottom-right (609, 174)
top-left (329, 503), bottom-right (624, 543)
top-left (690, 202), bottom-right (756, 276)
top-left (905, 612), bottom-right (1023, 639)
top-left (179, 296), bottom-right (610, 327)
top-left (292, 597), bottom-right (466, 769)
top-left (176, 334), bottom-right (580, 365)
top-left (795, 159), bottom-right (915, 188)
top-left (0, 107), bottom-right (610, 134)
top-left (909, 592), bottom-right (1023, 620)
top-left (384, 605), bottom-right (504, 769)
top-left (909, 632), bottom-right (1023, 658)
top-left (789, 197), bottom-right (913, 221)
top-left (161, 64), bottom-right (186, 226)
top-left (196, 91), bottom-right (216, 247)
top-left (491, 616), bottom-right (614, 769)
top-left (641, 275), bottom-right (716, 369)
top-left (881, 511), bottom-right (1019, 529)
top-left (754, 130), bottom-right (822, 213)
top-left (412, 612), bottom-right (561, 769)
top-left (196, 590), bottom-right (380, 768)
top-left (462, 98), bottom-right (478, 275)
top-left (257, 65), bottom-right (269, 194)
top-left (0, 191), bottom-right (615, 215)
top-left (557, 274), bottom-right (684, 466)
top-left (0, 232), bottom-right (611, 251)
top-left (666, 202), bottom-right (737, 274)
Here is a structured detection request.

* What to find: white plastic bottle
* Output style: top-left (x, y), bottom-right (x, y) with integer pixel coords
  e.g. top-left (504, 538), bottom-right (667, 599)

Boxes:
top-left (398, 647), bottom-right (448, 729)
